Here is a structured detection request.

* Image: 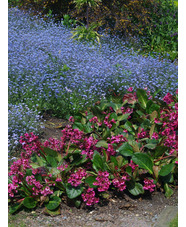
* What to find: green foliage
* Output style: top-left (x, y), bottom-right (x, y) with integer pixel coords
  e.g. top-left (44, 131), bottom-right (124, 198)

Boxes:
top-left (62, 14), bottom-right (77, 28)
top-left (71, 22), bottom-right (102, 46)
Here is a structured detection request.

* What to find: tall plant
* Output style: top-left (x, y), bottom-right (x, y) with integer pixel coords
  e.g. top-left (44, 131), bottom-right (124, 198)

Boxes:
top-left (71, 0), bottom-right (102, 45)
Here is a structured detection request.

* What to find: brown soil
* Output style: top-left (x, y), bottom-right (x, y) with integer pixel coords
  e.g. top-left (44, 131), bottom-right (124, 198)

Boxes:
top-left (9, 115), bottom-right (178, 227)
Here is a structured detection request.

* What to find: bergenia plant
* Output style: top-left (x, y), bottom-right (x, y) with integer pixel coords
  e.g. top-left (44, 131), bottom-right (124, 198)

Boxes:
top-left (8, 88), bottom-right (178, 215)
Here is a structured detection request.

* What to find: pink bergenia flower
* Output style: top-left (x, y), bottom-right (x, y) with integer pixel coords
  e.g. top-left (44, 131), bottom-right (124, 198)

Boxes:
top-left (93, 171), bottom-right (111, 192)
top-left (163, 93), bottom-right (174, 104)
top-left (68, 169), bottom-right (87, 187)
top-left (41, 186), bottom-right (53, 196)
top-left (69, 116), bottom-right (74, 122)
top-left (81, 188), bottom-right (99, 206)
top-left (127, 87), bottom-right (133, 92)
top-left (112, 174), bottom-right (130, 191)
top-left (143, 178), bottom-right (156, 192)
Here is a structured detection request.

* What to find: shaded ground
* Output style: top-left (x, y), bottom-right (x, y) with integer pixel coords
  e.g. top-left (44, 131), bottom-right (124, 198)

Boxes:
top-left (9, 189), bottom-right (178, 227)
top-left (9, 115), bottom-right (178, 226)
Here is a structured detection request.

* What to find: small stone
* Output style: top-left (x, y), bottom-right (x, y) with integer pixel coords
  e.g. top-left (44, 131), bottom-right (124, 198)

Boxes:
top-left (136, 214), bottom-right (139, 217)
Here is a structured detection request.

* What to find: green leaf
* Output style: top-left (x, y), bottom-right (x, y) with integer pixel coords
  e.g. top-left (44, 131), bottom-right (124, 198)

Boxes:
top-left (144, 143), bottom-right (157, 149)
top-left (102, 128), bottom-right (111, 140)
top-left (23, 197), bottom-right (37, 209)
top-left (92, 153), bottom-right (105, 171)
top-left (124, 121), bottom-right (135, 135)
top-left (66, 184), bottom-right (84, 199)
top-left (136, 89), bottom-right (148, 109)
top-left (117, 113), bottom-right (130, 122)
top-left (110, 156), bottom-right (118, 166)
top-left (116, 156), bottom-right (125, 168)
top-left (164, 183), bottom-right (174, 198)
top-left (109, 112), bottom-right (117, 121)
top-left (46, 155), bottom-right (58, 167)
top-left (9, 202), bottom-right (23, 214)
top-left (159, 163), bottom-right (175, 177)
top-left (71, 153), bottom-right (87, 166)
top-left (126, 181), bottom-right (144, 196)
top-left (95, 140), bottom-right (108, 149)
top-left (148, 103), bottom-right (160, 114)
top-left (132, 153), bottom-right (153, 174)
top-left (117, 142), bottom-right (134, 156)
top-left (45, 196), bottom-right (61, 210)
top-left (73, 122), bottom-right (84, 131)
top-left (155, 146), bottom-right (168, 158)
top-left (85, 176), bottom-right (97, 188)
top-left (44, 207), bottom-right (61, 216)
top-left (42, 147), bottom-right (58, 157)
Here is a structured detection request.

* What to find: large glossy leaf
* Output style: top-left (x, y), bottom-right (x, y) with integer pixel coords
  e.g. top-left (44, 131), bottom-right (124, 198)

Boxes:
top-left (136, 89), bottom-right (148, 109)
top-left (132, 153), bottom-right (153, 174)
top-left (159, 163), bottom-right (175, 177)
top-left (9, 202), bottom-right (23, 214)
top-left (92, 152), bottom-right (105, 171)
top-left (85, 176), bottom-right (97, 188)
top-left (45, 196), bottom-right (61, 210)
top-left (42, 147), bottom-right (58, 157)
top-left (95, 140), bottom-right (108, 148)
top-left (46, 155), bottom-right (58, 167)
top-left (66, 184), bottom-right (84, 199)
top-left (23, 197), bottom-right (37, 209)
top-left (117, 142), bottom-right (134, 156)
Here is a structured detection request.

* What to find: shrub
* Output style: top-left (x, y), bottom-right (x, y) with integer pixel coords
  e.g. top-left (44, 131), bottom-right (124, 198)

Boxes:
top-left (8, 88), bottom-right (178, 215)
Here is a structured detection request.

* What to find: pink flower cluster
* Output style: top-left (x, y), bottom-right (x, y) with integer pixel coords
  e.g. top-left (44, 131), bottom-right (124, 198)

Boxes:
top-left (89, 116), bottom-right (102, 128)
top-left (162, 93), bottom-right (174, 104)
top-left (81, 188), bottom-right (99, 206)
top-left (128, 160), bottom-right (138, 171)
top-left (41, 186), bottom-right (53, 197)
top-left (109, 134), bottom-right (127, 144)
top-left (44, 138), bottom-right (64, 152)
top-left (159, 98), bottom-right (178, 156)
top-left (151, 132), bottom-right (159, 140)
top-left (103, 113), bottom-right (116, 128)
top-left (8, 183), bottom-right (19, 197)
top-left (80, 136), bottom-right (98, 160)
top-left (120, 107), bottom-right (133, 119)
top-left (26, 175), bottom-right (44, 196)
top-left (93, 171), bottom-right (111, 192)
top-left (107, 144), bottom-right (116, 156)
top-left (19, 132), bottom-right (42, 156)
top-left (137, 128), bottom-right (149, 139)
top-left (112, 174), bottom-right (129, 191)
top-left (68, 169), bottom-right (87, 187)
top-left (69, 116), bottom-right (74, 123)
top-left (61, 125), bottom-right (84, 144)
top-left (143, 178), bottom-right (156, 192)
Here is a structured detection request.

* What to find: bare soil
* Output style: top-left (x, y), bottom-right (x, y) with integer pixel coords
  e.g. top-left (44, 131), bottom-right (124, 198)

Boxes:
top-left (9, 115), bottom-right (178, 227)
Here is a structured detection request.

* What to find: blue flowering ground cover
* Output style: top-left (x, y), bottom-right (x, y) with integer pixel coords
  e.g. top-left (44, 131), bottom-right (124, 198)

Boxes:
top-left (8, 7), bottom-right (178, 157)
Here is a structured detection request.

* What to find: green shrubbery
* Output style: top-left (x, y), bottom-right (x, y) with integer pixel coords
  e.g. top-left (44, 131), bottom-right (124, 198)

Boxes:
top-left (9, 0), bottom-right (177, 60)
top-left (8, 88), bottom-right (178, 214)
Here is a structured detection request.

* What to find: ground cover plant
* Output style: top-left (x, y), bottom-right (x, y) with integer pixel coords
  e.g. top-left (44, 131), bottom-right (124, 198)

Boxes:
top-left (8, 7), bottom-right (178, 154)
top-left (8, 88), bottom-right (178, 215)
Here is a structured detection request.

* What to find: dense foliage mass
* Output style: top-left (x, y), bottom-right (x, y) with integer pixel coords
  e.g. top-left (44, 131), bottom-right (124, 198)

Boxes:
top-left (8, 0), bottom-right (178, 60)
top-left (8, 88), bottom-right (178, 215)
